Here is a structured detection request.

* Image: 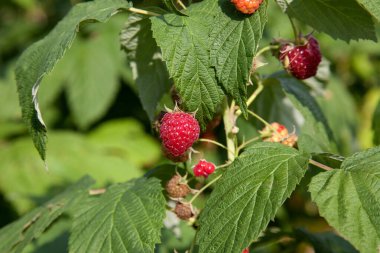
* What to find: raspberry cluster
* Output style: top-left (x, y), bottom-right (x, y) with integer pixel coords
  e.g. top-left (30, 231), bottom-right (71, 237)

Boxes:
top-left (279, 35), bottom-right (322, 80)
top-left (193, 159), bottom-right (216, 178)
top-left (260, 122), bottom-right (298, 147)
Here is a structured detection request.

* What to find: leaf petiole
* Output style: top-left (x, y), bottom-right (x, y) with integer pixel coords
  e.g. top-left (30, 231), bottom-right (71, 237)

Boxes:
top-left (308, 159), bottom-right (333, 171)
top-left (128, 7), bottom-right (161, 16)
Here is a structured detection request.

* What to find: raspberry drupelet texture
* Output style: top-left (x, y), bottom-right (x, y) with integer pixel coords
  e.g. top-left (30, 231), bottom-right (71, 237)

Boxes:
top-left (160, 112), bottom-right (200, 157)
top-left (231, 0), bottom-right (264, 14)
top-left (279, 36), bottom-right (322, 80)
top-left (193, 159), bottom-right (216, 177)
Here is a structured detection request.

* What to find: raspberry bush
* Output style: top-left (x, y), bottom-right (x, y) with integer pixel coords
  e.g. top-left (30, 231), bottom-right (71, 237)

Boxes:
top-left (1, 0), bottom-right (380, 252)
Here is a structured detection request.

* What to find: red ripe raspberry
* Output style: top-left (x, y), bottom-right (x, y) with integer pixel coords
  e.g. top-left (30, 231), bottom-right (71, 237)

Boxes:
top-left (165, 175), bottom-right (191, 198)
top-left (231, 0), bottom-right (263, 14)
top-left (160, 111), bottom-right (200, 158)
top-left (193, 159), bottom-right (216, 177)
top-left (279, 36), bottom-right (322, 80)
top-left (242, 248), bottom-right (249, 253)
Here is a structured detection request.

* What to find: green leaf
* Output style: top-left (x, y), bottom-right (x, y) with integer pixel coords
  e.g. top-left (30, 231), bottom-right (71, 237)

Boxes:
top-left (210, 0), bottom-right (267, 116)
top-left (121, 13), bottom-right (171, 121)
top-left (372, 99), bottom-right (380, 145)
top-left (309, 146), bottom-right (380, 253)
top-left (69, 177), bottom-right (166, 253)
top-left (356, 0), bottom-right (380, 22)
top-left (24, 218), bottom-right (71, 253)
top-left (0, 176), bottom-right (94, 253)
top-left (286, 0), bottom-right (377, 42)
top-left (196, 142), bottom-right (310, 253)
top-left (15, 0), bottom-right (131, 160)
top-left (295, 228), bottom-right (359, 253)
top-left (151, 0), bottom-right (225, 127)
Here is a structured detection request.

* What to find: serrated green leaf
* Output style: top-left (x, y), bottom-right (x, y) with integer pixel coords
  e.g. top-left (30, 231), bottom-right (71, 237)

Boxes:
top-left (196, 142), bottom-right (310, 253)
top-left (286, 0), bottom-right (377, 42)
top-left (0, 176), bottom-right (94, 253)
top-left (151, 0), bottom-right (225, 127)
top-left (210, 0), bottom-right (267, 117)
top-left (309, 146), bottom-right (380, 253)
top-left (121, 13), bottom-right (171, 121)
top-left (372, 99), bottom-right (380, 145)
top-left (69, 177), bottom-right (166, 253)
top-left (15, 0), bottom-right (131, 160)
top-left (356, 0), bottom-right (380, 22)
top-left (295, 228), bottom-right (359, 253)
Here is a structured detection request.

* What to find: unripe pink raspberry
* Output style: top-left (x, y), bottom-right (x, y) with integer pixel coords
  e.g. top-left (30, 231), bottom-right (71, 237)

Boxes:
top-left (193, 159), bottom-right (216, 178)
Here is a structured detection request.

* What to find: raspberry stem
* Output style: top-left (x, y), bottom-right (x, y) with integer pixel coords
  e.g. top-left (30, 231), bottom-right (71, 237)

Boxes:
top-left (177, 0), bottom-right (187, 9)
top-left (247, 110), bottom-right (275, 131)
top-left (309, 159), bottom-right (333, 171)
top-left (223, 100), bottom-right (237, 161)
top-left (287, 15), bottom-right (299, 42)
top-left (255, 45), bottom-right (280, 58)
top-left (236, 136), bottom-right (261, 153)
top-left (198, 138), bottom-right (235, 156)
top-left (236, 80), bottom-right (264, 116)
top-left (128, 7), bottom-right (161, 16)
top-left (188, 174), bottom-right (222, 204)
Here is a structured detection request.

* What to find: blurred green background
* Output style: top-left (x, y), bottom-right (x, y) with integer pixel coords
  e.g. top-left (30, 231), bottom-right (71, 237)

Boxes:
top-left (0, 0), bottom-right (379, 252)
